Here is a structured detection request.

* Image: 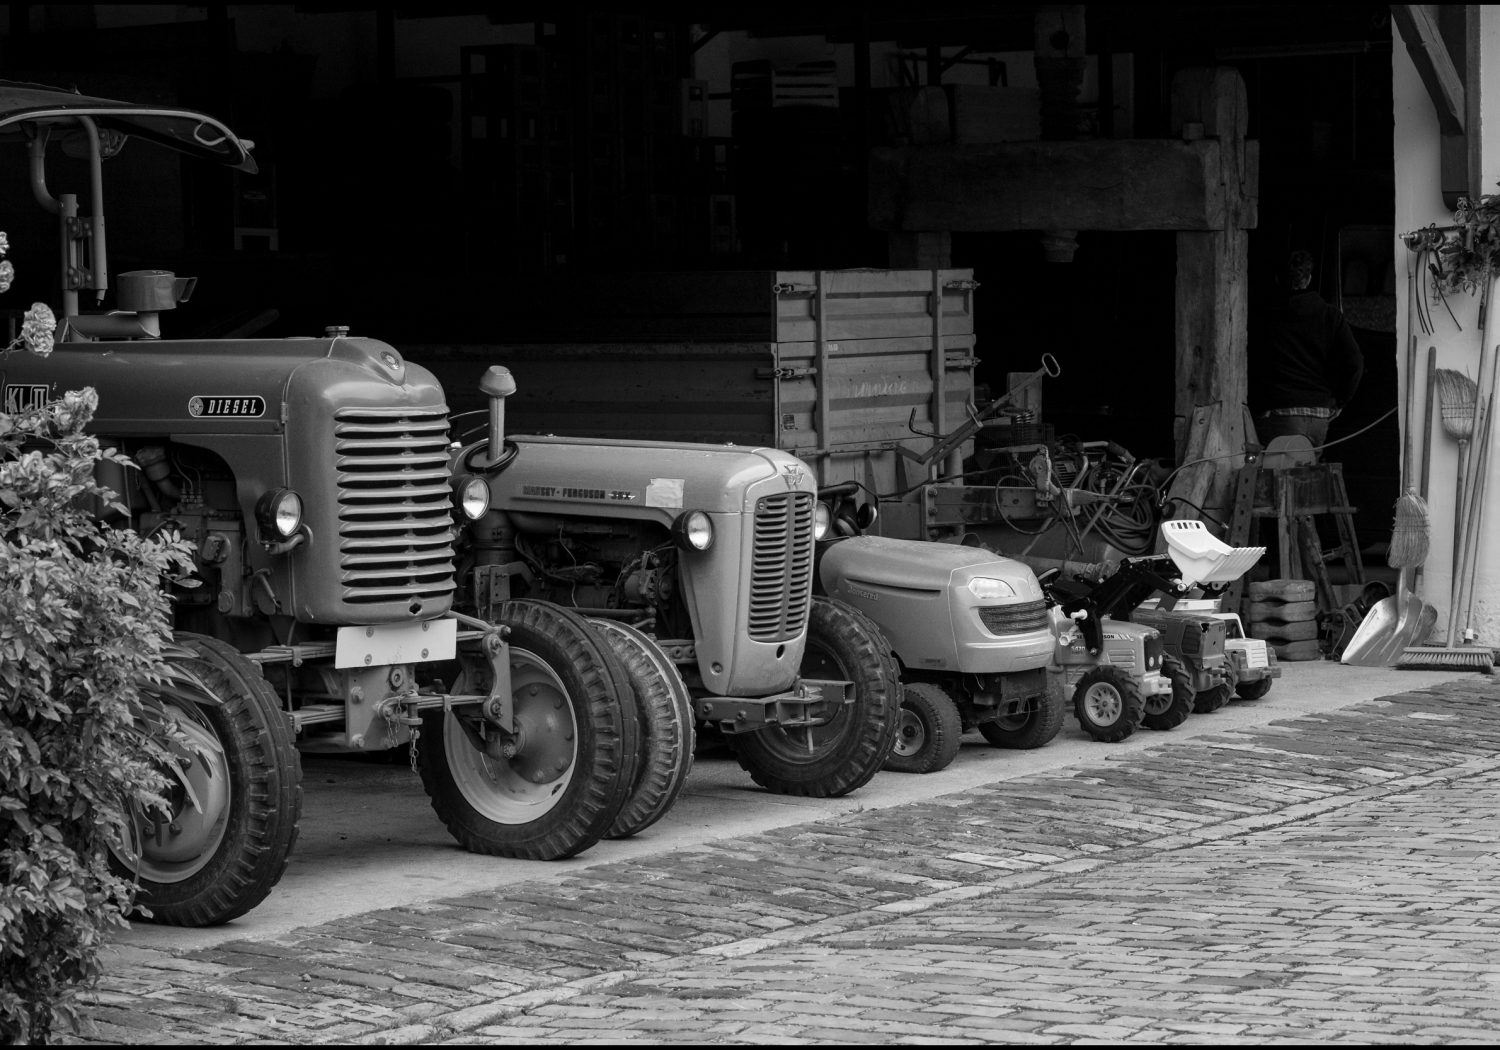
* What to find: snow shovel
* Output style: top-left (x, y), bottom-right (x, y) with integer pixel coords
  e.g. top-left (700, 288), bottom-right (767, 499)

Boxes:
top-left (1340, 566), bottom-right (1433, 666)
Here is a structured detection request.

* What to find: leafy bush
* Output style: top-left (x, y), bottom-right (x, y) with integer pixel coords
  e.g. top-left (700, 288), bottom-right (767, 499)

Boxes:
top-left (1, 363), bottom-right (195, 1039)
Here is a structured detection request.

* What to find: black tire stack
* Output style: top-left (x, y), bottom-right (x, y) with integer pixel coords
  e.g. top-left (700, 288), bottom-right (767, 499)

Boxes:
top-left (1246, 579), bottom-right (1321, 661)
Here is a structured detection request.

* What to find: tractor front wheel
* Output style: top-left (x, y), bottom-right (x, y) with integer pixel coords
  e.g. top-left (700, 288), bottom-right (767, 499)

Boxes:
top-left (977, 685), bottom-right (1066, 750)
top-left (730, 598), bottom-right (900, 797)
top-left (1193, 659), bottom-right (1238, 713)
top-left (1142, 654), bottom-right (1194, 731)
top-left (114, 634), bottom-right (302, 927)
top-left (1072, 667), bottom-right (1145, 743)
top-left (1236, 676), bottom-right (1274, 701)
top-left (419, 601), bottom-right (640, 860)
top-left (589, 619), bottom-right (695, 839)
top-left (883, 682), bottom-right (962, 774)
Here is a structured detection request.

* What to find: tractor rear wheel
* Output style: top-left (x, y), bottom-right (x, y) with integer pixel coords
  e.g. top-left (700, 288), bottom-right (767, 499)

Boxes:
top-left (884, 682), bottom-right (962, 774)
top-left (114, 634), bottom-right (302, 927)
top-left (418, 601), bottom-right (639, 860)
top-left (590, 619), bottom-right (695, 839)
top-left (1143, 654), bottom-right (1194, 731)
top-left (730, 598), bottom-right (899, 797)
top-left (976, 685), bottom-right (1066, 750)
top-left (1072, 667), bottom-right (1145, 743)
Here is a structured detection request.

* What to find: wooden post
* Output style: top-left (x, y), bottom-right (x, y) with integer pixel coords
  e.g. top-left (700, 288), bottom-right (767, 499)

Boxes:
top-left (1167, 68), bottom-right (1256, 533)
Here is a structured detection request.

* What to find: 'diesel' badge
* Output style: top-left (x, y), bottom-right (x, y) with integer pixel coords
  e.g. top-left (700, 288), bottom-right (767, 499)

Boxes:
top-left (189, 395), bottom-right (266, 418)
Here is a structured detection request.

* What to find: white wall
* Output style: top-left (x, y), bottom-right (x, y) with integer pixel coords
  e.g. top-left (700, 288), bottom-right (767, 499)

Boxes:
top-left (1392, 7), bottom-right (1500, 649)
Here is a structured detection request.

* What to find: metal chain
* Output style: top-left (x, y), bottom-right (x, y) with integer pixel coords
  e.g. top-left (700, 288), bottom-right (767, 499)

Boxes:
top-left (379, 698), bottom-right (422, 776)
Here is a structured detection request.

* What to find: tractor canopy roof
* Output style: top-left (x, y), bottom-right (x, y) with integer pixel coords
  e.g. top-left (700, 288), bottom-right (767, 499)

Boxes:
top-left (0, 79), bottom-right (256, 172)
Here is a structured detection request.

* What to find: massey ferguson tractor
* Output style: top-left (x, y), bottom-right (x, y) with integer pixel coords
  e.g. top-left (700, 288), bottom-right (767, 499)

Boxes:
top-left (451, 370), bottom-right (900, 799)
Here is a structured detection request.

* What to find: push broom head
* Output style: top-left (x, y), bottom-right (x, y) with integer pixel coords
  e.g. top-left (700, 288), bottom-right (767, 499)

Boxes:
top-left (1396, 644), bottom-right (1496, 672)
top-left (1435, 368), bottom-right (1477, 441)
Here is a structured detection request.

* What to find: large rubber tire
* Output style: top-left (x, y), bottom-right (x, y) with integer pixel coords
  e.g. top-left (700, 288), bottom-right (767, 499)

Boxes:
top-left (729, 598), bottom-right (900, 797)
top-left (1072, 667), bottom-right (1145, 743)
top-left (1143, 653), bottom-right (1194, 732)
top-left (976, 685), bottom-right (1066, 750)
top-left (418, 601), bottom-right (640, 860)
top-left (883, 682), bottom-right (962, 774)
top-left (589, 619), bottom-right (696, 839)
top-left (1193, 658), bottom-right (1238, 713)
top-left (1236, 676), bottom-right (1274, 701)
top-left (115, 634), bottom-right (302, 927)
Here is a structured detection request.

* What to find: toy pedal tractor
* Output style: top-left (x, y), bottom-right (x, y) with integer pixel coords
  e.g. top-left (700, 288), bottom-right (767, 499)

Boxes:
top-left (1042, 521), bottom-right (1267, 742)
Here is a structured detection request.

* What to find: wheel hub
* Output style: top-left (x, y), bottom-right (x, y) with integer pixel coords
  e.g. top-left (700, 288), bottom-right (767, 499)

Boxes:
top-left (1082, 682), bottom-right (1123, 723)
top-left (892, 708), bottom-right (926, 757)
top-left (505, 683), bottom-right (573, 785)
top-left (131, 706), bottom-right (231, 880)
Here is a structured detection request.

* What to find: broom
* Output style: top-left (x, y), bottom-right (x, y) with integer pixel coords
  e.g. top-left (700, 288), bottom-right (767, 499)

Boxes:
top-left (1433, 368), bottom-right (1476, 582)
top-left (1398, 365), bottom-right (1495, 671)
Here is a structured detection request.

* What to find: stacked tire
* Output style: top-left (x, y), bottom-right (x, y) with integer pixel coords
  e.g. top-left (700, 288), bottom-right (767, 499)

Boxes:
top-left (1246, 579), bottom-right (1321, 661)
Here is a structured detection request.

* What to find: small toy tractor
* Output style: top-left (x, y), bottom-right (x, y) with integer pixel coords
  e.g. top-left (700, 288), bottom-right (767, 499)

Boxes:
top-left (1039, 520), bottom-right (1266, 741)
top-left (1136, 600), bottom-right (1280, 703)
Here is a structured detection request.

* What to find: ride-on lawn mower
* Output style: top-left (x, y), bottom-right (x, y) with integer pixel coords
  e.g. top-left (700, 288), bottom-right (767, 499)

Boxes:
top-left (815, 483), bottom-right (1061, 774)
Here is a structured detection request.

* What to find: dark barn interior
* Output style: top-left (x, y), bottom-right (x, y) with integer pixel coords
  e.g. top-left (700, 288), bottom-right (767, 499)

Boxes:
top-left (0, 4), bottom-right (1401, 550)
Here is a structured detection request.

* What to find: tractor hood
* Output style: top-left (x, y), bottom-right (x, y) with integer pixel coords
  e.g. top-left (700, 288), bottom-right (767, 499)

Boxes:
top-left (0, 79), bottom-right (256, 171)
top-left (2, 335), bottom-right (443, 433)
top-left (820, 535), bottom-right (1043, 599)
top-left (486, 434), bottom-right (816, 526)
top-left (819, 535), bottom-right (1051, 674)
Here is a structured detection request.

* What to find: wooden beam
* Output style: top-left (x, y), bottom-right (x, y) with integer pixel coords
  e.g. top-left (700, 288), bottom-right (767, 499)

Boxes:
top-left (868, 139), bottom-right (1250, 232)
top-left (1391, 4), bottom-right (1465, 136)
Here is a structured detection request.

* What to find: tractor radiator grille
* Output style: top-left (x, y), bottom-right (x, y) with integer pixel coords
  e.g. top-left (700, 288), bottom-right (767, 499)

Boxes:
top-left (333, 407), bottom-right (456, 605)
top-left (1144, 633), bottom-right (1164, 670)
top-left (978, 600), bottom-right (1049, 635)
top-left (747, 491), bottom-right (814, 642)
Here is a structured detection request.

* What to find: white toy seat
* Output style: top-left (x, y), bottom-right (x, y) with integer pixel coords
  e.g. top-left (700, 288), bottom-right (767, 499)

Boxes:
top-left (1160, 519), bottom-right (1265, 588)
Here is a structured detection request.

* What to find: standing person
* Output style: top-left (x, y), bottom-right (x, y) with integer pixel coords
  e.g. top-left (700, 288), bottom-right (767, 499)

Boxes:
top-left (1249, 249), bottom-right (1365, 460)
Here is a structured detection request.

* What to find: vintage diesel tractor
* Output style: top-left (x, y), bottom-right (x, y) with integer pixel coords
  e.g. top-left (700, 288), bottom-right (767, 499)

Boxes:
top-left (0, 82), bottom-right (764, 926)
top-left (451, 370), bottom-right (900, 799)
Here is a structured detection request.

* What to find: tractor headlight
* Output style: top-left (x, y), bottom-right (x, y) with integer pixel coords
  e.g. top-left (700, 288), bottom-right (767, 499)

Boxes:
top-left (256, 488), bottom-right (303, 540)
top-left (966, 577), bottom-right (1017, 601)
top-left (814, 501), bottom-right (832, 540)
top-left (671, 510), bottom-right (714, 551)
top-left (451, 474), bottom-right (491, 521)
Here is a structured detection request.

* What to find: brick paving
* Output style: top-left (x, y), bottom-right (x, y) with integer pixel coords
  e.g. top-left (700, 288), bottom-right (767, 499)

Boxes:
top-left (58, 677), bottom-right (1500, 1045)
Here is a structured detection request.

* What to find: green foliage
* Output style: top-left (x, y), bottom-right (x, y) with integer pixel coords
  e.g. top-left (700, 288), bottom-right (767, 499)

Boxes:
top-left (1, 388), bottom-right (196, 1044)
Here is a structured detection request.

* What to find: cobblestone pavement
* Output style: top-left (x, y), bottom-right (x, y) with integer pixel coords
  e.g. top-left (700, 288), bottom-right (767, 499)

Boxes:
top-left (66, 678), bottom-right (1500, 1045)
